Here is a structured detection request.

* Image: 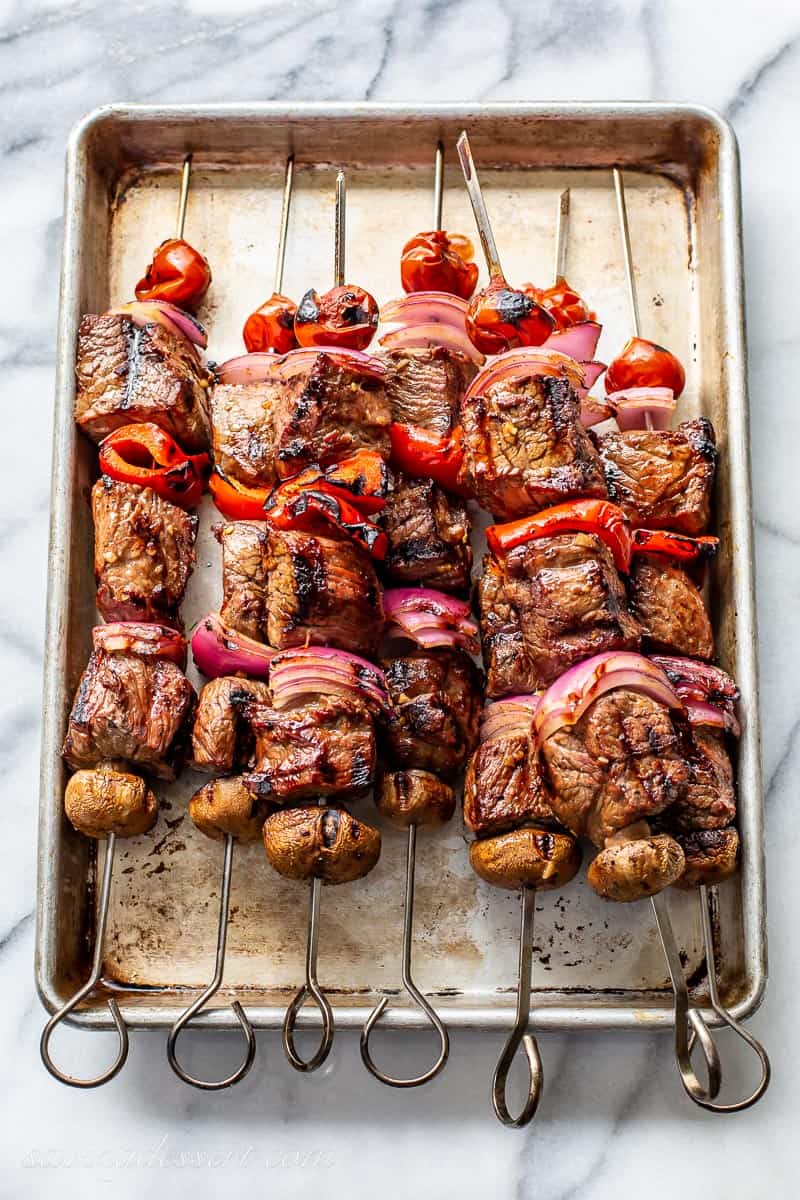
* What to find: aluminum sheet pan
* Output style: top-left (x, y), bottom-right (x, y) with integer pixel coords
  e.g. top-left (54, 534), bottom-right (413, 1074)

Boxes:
top-left (36, 103), bottom-right (766, 1032)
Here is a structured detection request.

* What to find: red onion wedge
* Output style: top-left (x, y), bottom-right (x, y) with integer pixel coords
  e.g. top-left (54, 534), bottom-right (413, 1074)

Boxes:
top-left (383, 587), bottom-right (479, 653)
top-left (269, 646), bottom-right (391, 717)
top-left (379, 291), bottom-right (485, 365)
top-left (464, 348), bottom-right (586, 405)
top-left (215, 347), bottom-right (386, 386)
top-left (684, 700), bottom-right (741, 737)
top-left (649, 655), bottom-right (740, 734)
top-left (110, 301), bottom-right (208, 349)
top-left (93, 622), bottom-right (187, 670)
top-left (532, 651), bottom-right (684, 751)
top-left (480, 694), bottom-right (541, 743)
top-left (606, 387), bottom-right (676, 431)
top-left (543, 321), bottom-right (602, 362)
top-left (191, 613), bottom-right (274, 680)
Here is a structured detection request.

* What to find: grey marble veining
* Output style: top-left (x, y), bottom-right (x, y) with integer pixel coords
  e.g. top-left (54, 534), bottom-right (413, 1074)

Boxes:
top-left (1, 0), bottom-right (798, 1196)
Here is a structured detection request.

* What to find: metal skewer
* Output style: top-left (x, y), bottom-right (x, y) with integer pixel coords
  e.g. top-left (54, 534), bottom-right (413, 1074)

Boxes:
top-left (553, 188), bottom-right (570, 286)
top-left (677, 884), bottom-right (769, 1112)
top-left (612, 168), bottom-right (642, 340)
top-left (274, 155), bottom-right (295, 294)
top-left (40, 834), bottom-right (129, 1088)
top-left (282, 804), bottom-right (335, 1072)
top-left (492, 886), bottom-right (543, 1127)
top-left (176, 154), bottom-right (193, 241)
top-left (166, 834), bottom-right (257, 1090)
top-left (456, 131), bottom-right (504, 281)
top-left (360, 822), bottom-right (449, 1087)
top-left (433, 140), bottom-right (445, 232)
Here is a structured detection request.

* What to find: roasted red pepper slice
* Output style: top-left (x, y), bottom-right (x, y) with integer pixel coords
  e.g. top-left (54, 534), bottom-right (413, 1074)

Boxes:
top-left (487, 500), bottom-right (634, 574)
top-left (322, 449), bottom-right (389, 514)
top-left (632, 529), bottom-right (719, 563)
top-left (209, 470), bottom-right (271, 521)
top-left (135, 238), bottom-right (212, 312)
top-left (242, 292), bottom-right (298, 354)
top-left (99, 423), bottom-right (209, 509)
top-left (605, 336), bottom-right (686, 398)
top-left (267, 487), bottom-right (388, 560)
top-left (400, 231), bottom-right (479, 299)
top-left (388, 422), bottom-right (468, 495)
top-left (523, 277), bottom-right (595, 331)
top-left (466, 277), bottom-right (556, 355)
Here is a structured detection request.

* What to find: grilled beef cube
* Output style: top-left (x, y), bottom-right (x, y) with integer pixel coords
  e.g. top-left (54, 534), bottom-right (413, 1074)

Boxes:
top-left (463, 734), bottom-right (556, 837)
top-left (660, 725), bottom-right (736, 832)
top-left (479, 532), bottom-right (641, 697)
top-left (272, 351), bottom-right (391, 478)
top-left (75, 313), bottom-right (210, 450)
top-left (381, 649), bottom-right (483, 778)
top-left (265, 527), bottom-right (383, 655)
top-left (191, 677), bottom-right (272, 773)
top-left (628, 557), bottom-right (713, 660)
top-left (211, 382), bottom-right (278, 489)
top-left (244, 696), bottom-right (375, 802)
top-left (380, 345), bottom-right (477, 434)
top-left (540, 690), bottom-right (689, 847)
top-left (596, 418), bottom-right (717, 534)
top-left (92, 476), bottom-right (197, 625)
top-left (459, 374), bottom-right (607, 520)
top-left (380, 472), bottom-right (472, 593)
top-left (216, 520), bottom-right (270, 642)
top-left (62, 650), bottom-right (196, 781)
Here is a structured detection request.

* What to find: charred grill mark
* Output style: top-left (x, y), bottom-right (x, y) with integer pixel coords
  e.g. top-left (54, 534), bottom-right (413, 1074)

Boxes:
top-left (534, 831), bottom-right (556, 859)
top-left (351, 751), bottom-right (371, 788)
top-left (320, 808), bottom-right (340, 848)
top-left (290, 544), bottom-right (326, 623)
top-left (121, 322), bottom-right (144, 409)
top-left (544, 376), bottom-right (572, 435)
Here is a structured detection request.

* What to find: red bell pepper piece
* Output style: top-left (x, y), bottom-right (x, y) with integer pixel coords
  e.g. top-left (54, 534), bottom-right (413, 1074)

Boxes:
top-left (487, 500), bottom-right (634, 574)
top-left (98, 423), bottom-right (209, 509)
top-left (208, 470), bottom-right (271, 521)
top-left (268, 452), bottom-right (389, 518)
top-left (266, 486), bottom-right (388, 560)
top-left (632, 529), bottom-right (719, 563)
top-left (388, 422), bottom-right (469, 495)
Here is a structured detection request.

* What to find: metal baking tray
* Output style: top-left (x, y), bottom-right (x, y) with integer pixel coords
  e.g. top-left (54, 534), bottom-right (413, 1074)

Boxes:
top-left (36, 102), bottom-right (766, 1034)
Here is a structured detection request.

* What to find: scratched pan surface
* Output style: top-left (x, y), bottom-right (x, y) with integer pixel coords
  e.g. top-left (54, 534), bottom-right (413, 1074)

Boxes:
top-left (36, 104), bottom-right (765, 1032)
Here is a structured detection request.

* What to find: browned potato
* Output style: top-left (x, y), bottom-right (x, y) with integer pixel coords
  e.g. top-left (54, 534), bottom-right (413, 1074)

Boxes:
top-left (588, 833), bottom-right (685, 902)
top-left (263, 803), bottom-right (381, 884)
top-left (189, 776), bottom-right (273, 843)
top-left (469, 826), bottom-right (581, 891)
top-left (376, 770), bottom-right (455, 830)
top-left (65, 767), bottom-right (158, 839)
top-left (672, 827), bottom-right (739, 890)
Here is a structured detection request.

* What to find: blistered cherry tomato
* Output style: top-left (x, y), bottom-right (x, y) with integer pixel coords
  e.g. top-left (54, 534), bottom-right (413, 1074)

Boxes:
top-left (294, 284), bottom-right (379, 351)
top-left (243, 292), bottom-right (298, 354)
top-left (135, 238), bottom-right (212, 312)
top-left (524, 277), bottom-right (595, 331)
top-left (605, 336), bottom-right (686, 398)
top-left (400, 230), bottom-right (479, 299)
top-left (466, 277), bottom-right (555, 355)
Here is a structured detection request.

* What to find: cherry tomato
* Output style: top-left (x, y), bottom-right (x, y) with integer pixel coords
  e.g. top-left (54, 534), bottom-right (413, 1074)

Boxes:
top-left (466, 277), bottom-right (555, 355)
top-left (294, 284), bottom-right (379, 351)
top-left (135, 238), bottom-right (212, 312)
top-left (523, 276), bottom-right (595, 331)
top-left (605, 336), bottom-right (686, 398)
top-left (400, 230), bottom-right (479, 299)
top-left (243, 292), bottom-right (298, 354)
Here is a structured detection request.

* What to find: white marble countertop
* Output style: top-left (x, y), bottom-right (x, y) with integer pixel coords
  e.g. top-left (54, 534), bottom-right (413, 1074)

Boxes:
top-left (1, 0), bottom-right (797, 1195)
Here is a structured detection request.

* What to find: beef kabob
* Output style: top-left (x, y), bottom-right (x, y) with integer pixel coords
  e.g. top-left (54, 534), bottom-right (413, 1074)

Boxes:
top-left (206, 170), bottom-right (388, 1072)
top-left (600, 176), bottom-right (769, 1109)
top-left (43, 200), bottom-right (215, 1084)
top-left (456, 136), bottom-right (725, 1121)
top-left (41, 623), bottom-right (196, 1086)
